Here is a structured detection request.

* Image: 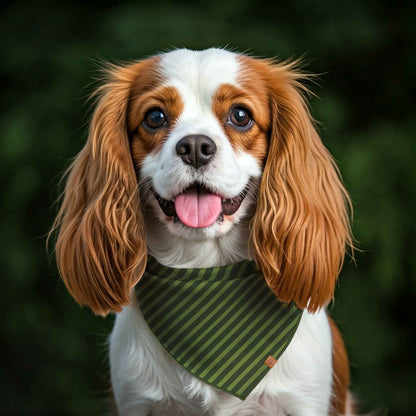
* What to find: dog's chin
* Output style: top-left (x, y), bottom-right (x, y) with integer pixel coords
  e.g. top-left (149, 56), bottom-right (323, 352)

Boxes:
top-left (163, 215), bottom-right (237, 241)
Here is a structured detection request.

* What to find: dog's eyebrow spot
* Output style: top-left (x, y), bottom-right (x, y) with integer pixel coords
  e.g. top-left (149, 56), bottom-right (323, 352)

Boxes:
top-left (129, 85), bottom-right (184, 166)
top-left (128, 85), bottom-right (184, 132)
top-left (211, 83), bottom-right (269, 161)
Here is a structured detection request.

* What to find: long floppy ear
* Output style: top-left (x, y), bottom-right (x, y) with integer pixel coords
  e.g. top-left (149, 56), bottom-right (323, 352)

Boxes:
top-left (251, 61), bottom-right (353, 313)
top-left (52, 61), bottom-right (153, 316)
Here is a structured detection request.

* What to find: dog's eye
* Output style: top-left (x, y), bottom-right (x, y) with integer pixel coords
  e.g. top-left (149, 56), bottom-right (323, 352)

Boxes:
top-left (229, 107), bottom-right (253, 129)
top-left (144, 108), bottom-right (167, 130)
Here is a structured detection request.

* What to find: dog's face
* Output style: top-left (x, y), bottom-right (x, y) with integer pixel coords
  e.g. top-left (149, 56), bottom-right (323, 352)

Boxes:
top-left (128, 49), bottom-right (269, 240)
top-left (53, 48), bottom-right (352, 316)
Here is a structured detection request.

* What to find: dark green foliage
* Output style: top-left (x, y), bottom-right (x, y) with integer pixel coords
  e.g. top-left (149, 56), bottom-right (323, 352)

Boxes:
top-left (1, 0), bottom-right (414, 414)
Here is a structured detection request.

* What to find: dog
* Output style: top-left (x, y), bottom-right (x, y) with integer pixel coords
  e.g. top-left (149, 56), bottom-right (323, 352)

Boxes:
top-left (52, 48), bottom-right (356, 415)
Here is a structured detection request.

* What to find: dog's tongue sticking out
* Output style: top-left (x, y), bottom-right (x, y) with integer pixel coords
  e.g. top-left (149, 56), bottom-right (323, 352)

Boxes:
top-left (175, 186), bottom-right (222, 228)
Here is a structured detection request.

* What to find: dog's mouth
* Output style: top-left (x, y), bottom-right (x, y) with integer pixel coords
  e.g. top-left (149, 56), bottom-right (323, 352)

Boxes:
top-left (154, 183), bottom-right (248, 228)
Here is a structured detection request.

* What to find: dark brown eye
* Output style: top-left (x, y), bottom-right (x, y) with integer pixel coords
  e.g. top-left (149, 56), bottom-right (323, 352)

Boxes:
top-left (229, 107), bottom-right (253, 129)
top-left (144, 108), bottom-right (167, 130)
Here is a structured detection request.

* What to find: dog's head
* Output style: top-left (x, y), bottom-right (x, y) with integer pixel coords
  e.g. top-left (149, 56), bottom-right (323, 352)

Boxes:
top-left (53, 49), bottom-right (352, 316)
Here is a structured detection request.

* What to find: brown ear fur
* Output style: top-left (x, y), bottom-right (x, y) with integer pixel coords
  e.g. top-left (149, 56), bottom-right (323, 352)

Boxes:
top-left (51, 61), bottom-right (155, 316)
top-left (251, 60), bottom-right (353, 312)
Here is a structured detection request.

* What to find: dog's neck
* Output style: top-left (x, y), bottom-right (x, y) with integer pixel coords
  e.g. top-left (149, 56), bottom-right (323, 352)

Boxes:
top-left (144, 217), bottom-right (252, 269)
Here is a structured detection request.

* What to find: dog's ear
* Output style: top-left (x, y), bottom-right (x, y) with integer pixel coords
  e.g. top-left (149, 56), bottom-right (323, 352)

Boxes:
top-left (251, 61), bottom-right (353, 313)
top-left (52, 60), bottom-right (157, 316)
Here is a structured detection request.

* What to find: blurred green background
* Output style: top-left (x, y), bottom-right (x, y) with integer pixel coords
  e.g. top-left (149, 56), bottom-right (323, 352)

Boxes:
top-left (1, 0), bottom-right (415, 414)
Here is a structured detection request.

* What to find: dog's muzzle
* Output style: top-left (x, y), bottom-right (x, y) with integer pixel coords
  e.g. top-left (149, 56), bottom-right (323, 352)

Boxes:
top-left (154, 184), bottom-right (248, 228)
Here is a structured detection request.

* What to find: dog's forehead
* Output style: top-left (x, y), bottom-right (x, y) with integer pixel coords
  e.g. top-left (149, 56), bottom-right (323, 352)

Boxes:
top-left (158, 48), bottom-right (240, 101)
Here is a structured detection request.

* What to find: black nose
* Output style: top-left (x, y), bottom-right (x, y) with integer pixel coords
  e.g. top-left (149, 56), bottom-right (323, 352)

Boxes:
top-left (176, 135), bottom-right (217, 169)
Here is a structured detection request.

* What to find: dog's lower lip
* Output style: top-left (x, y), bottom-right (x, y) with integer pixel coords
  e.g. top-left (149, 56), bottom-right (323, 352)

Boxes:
top-left (153, 185), bottom-right (247, 221)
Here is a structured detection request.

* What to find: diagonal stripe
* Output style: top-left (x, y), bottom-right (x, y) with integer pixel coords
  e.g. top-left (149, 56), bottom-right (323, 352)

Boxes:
top-left (178, 281), bottom-right (268, 369)
top-left (226, 310), bottom-right (301, 390)
top-left (233, 321), bottom-right (300, 396)
top-left (197, 292), bottom-right (276, 380)
top-left (139, 268), bottom-right (182, 311)
top-left (203, 298), bottom-right (282, 382)
top-left (145, 268), bottom-right (213, 329)
top-left (183, 283), bottom-right (270, 372)
top-left (157, 267), bottom-right (247, 348)
top-left (211, 306), bottom-right (300, 383)
top-left (163, 278), bottom-right (251, 354)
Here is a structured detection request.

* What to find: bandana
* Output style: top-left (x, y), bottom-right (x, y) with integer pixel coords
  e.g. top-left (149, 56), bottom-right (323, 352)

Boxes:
top-left (136, 256), bottom-right (302, 400)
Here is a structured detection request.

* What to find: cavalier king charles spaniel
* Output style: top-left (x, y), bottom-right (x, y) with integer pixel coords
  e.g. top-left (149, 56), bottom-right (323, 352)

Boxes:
top-left (53, 48), bottom-right (356, 415)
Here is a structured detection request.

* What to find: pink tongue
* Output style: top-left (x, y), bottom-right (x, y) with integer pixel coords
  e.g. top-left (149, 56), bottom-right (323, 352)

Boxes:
top-left (175, 189), bottom-right (222, 228)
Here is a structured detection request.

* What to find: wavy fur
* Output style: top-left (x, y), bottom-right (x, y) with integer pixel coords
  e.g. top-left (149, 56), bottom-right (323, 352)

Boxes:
top-left (51, 62), bottom-right (151, 315)
top-left (250, 59), bottom-right (353, 313)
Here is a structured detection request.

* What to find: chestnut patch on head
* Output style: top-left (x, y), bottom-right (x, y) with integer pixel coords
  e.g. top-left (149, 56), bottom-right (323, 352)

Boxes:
top-left (129, 85), bottom-right (184, 167)
top-left (211, 83), bottom-right (269, 162)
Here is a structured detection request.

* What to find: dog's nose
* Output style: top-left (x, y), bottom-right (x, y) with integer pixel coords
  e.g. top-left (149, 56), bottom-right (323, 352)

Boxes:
top-left (176, 135), bottom-right (217, 169)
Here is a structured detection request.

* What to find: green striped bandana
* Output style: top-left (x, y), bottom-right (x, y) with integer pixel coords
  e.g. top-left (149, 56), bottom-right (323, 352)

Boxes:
top-left (136, 256), bottom-right (302, 400)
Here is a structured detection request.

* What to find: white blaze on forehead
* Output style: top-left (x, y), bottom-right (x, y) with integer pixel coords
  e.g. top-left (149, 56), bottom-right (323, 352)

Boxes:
top-left (159, 48), bottom-right (240, 109)
top-left (157, 48), bottom-right (241, 143)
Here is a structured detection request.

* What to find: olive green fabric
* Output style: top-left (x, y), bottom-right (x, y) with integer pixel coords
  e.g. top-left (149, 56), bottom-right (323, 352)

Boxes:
top-left (136, 256), bottom-right (302, 400)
